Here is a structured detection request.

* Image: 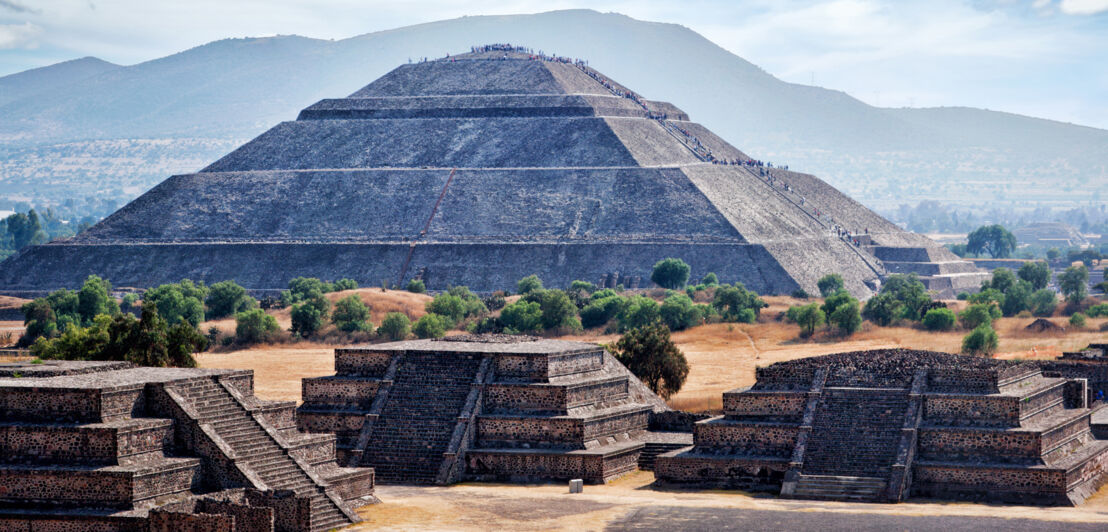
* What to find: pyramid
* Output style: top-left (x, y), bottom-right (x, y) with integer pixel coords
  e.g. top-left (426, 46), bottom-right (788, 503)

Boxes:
top-left (0, 46), bottom-right (987, 297)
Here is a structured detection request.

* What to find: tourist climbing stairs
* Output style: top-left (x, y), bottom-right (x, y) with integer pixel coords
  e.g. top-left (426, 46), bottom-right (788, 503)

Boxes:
top-left (798, 387), bottom-right (909, 501)
top-left (360, 352), bottom-right (485, 484)
top-left (173, 378), bottom-right (355, 532)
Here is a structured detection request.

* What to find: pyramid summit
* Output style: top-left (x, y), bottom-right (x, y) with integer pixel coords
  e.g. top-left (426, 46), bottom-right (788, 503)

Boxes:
top-left (0, 45), bottom-right (986, 296)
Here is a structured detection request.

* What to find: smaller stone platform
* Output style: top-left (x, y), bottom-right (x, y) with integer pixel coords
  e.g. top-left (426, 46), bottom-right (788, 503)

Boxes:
top-left (0, 360), bottom-right (374, 531)
top-left (298, 334), bottom-right (668, 484)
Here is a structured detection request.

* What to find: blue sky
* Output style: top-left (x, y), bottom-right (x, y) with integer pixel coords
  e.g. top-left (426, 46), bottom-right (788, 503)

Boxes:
top-left (1, 0), bottom-right (1106, 129)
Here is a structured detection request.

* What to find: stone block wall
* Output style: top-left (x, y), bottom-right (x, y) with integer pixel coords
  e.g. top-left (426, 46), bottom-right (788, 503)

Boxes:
top-left (334, 350), bottom-right (392, 377)
top-left (0, 419), bottom-right (172, 465)
top-left (692, 419), bottom-right (798, 458)
top-left (147, 509), bottom-right (234, 532)
top-left (723, 391), bottom-right (806, 421)
top-left (302, 377), bottom-right (380, 409)
top-left (918, 428), bottom-right (1040, 464)
top-left (923, 395), bottom-right (1020, 427)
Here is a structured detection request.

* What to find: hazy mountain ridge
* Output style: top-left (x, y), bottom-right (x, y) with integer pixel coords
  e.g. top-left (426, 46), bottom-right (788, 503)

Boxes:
top-left (0, 9), bottom-right (1104, 209)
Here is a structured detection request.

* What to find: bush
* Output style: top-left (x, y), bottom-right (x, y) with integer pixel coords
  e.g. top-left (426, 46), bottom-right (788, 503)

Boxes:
top-left (618, 296), bottom-right (661, 331)
top-left (1069, 312), bottom-right (1088, 329)
top-left (1086, 303), bottom-right (1108, 318)
top-left (1060, 265), bottom-right (1089, 304)
top-left (651, 258), bottom-right (691, 289)
top-left (234, 308), bottom-right (280, 344)
top-left (1000, 281), bottom-right (1033, 317)
top-left (205, 280), bottom-right (256, 319)
top-left (405, 279), bottom-right (426, 293)
top-left (499, 300), bottom-right (542, 334)
top-left (1030, 289), bottom-right (1057, 317)
top-left (959, 303), bottom-right (1000, 330)
top-left (967, 288), bottom-right (1003, 306)
top-left (413, 314), bottom-right (449, 339)
top-left (821, 290), bottom-right (856, 319)
top-left (517, 275), bottom-right (544, 295)
top-left (426, 294), bottom-right (465, 326)
top-left (608, 323), bottom-right (688, 399)
top-left (333, 295), bottom-right (372, 333)
top-left (77, 275), bottom-right (120, 325)
top-left (660, 294), bottom-right (703, 331)
top-left (532, 290), bottom-right (580, 331)
top-left (580, 295), bottom-right (626, 329)
top-left (791, 288), bottom-right (810, 299)
top-left (143, 280), bottom-right (207, 328)
top-left (956, 292), bottom-right (970, 301)
top-left (483, 291), bottom-right (507, 311)
top-left (700, 272), bottom-right (719, 287)
top-left (828, 299), bottom-right (862, 335)
top-left (961, 325), bottom-right (999, 356)
top-left (569, 280), bottom-right (596, 294)
top-left (1018, 261), bottom-right (1051, 291)
top-left (332, 278), bottom-right (358, 291)
top-left (817, 274), bottom-right (845, 298)
top-left (290, 295), bottom-right (330, 338)
top-left (790, 303), bottom-right (825, 337)
top-left (984, 268), bottom-right (1017, 293)
top-left (283, 277), bottom-right (328, 305)
top-left (711, 283), bottom-right (765, 323)
top-left (377, 312), bottom-right (410, 341)
top-left (862, 292), bottom-right (898, 326)
top-left (922, 308), bottom-right (957, 331)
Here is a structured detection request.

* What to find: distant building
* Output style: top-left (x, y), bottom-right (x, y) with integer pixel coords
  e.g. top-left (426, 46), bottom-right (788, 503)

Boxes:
top-left (1014, 222), bottom-right (1089, 248)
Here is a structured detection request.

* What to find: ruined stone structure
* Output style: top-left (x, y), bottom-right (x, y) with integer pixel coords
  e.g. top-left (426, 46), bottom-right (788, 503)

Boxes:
top-left (0, 47), bottom-right (985, 298)
top-left (1042, 343), bottom-right (1108, 397)
top-left (297, 335), bottom-right (673, 484)
top-left (0, 360), bottom-right (374, 531)
top-left (655, 349), bottom-right (1108, 505)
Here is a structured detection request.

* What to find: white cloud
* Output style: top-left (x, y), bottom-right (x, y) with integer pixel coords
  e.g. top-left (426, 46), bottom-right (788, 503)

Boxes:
top-left (0, 21), bottom-right (41, 49)
top-left (1060, 0), bottom-right (1108, 14)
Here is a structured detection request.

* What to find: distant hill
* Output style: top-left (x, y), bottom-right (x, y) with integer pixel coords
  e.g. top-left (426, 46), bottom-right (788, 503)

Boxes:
top-left (1, 9), bottom-right (1104, 210)
top-left (0, 56), bottom-right (120, 107)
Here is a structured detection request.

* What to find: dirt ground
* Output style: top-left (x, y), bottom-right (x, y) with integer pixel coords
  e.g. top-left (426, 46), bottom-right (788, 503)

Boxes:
top-left (353, 471), bottom-right (1108, 530)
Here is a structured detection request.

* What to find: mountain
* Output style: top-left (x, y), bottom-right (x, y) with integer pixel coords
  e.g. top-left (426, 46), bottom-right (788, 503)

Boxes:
top-left (0, 56), bottom-right (120, 107)
top-left (1, 9), bottom-right (1104, 210)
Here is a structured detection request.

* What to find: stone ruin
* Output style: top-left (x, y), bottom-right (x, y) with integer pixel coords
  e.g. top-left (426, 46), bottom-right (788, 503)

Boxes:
top-left (1041, 343), bottom-right (1108, 398)
top-left (0, 46), bottom-right (986, 298)
top-left (0, 360), bottom-right (374, 531)
top-left (655, 348), bottom-right (1108, 505)
top-left (296, 335), bottom-right (684, 484)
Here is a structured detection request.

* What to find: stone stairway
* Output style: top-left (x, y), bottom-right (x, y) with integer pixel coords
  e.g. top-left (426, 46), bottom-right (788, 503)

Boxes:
top-left (638, 441), bottom-right (693, 471)
top-left (793, 475), bottom-right (886, 501)
top-left (361, 352), bottom-right (484, 484)
top-left (175, 379), bottom-right (355, 532)
top-left (800, 387), bottom-right (908, 500)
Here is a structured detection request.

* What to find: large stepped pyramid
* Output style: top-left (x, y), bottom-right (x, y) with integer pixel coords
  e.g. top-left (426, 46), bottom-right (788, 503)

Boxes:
top-left (0, 360), bottom-right (374, 531)
top-left (0, 45), bottom-right (985, 298)
top-left (655, 348), bottom-right (1108, 505)
top-left (297, 334), bottom-right (669, 484)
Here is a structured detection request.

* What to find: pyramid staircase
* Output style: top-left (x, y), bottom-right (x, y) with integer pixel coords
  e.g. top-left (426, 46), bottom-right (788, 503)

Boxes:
top-left (171, 378), bottom-right (356, 532)
top-left (359, 351), bottom-right (485, 484)
top-left (796, 387), bottom-right (910, 501)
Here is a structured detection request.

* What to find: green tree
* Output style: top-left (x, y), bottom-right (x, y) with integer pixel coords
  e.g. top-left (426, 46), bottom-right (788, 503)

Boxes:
top-left (580, 295), bottom-right (626, 329)
top-left (922, 308), bottom-right (956, 331)
top-left (711, 283), bottom-right (765, 323)
top-left (651, 258), bottom-right (691, 289)
top-left (413, 314), bottom-right (449, 338)
top-left (985, 268), bottom-right (1017, 294)
top-left (426, 294), bottom-right (466, 326)
top-left (406, 279), bottom-right (426, 293)
top-left (78, 275), bottom-right (119, 325)
top-left (1017, 261), bottom-right (1051, 291)
top-left (1046, 247), bottom-right (1061, 260)
top-left (967, 224), bottom-right (1017, 258)
top-left (1059, 265), bottom-right (1089, 304)
top-left (817, 274), bottom-right (845, 298)
top-left (290, 295), bottom-right (330, 338)
top-left (959, 303), bottom-right (1000, 330)
top-left (618, 296), bottom-right (661, 331)
top-left (1000, 281), bottom-right (1033, 317)
top-left (828, 299), bottom-right (862, 335)
top-left (570, 280), bottom-right (596, 294)
top-left (333, 294), bottom-right (372, 332)
top-left (283, 277), bottom-right (328, 305)
top-left (1030, 289), bottom-right (1057, 317)
top-left (235, 308), bottom-right (280, 344)
top-left (792, 303), bottom-right (825, 337)
top-left (5, 210), bottom-right (47, 249)
top-left (877, 274), bottom-right (931, 321)
top-left (1069, 312), bottom-right (1087, 329)
top-left (660, 294), bottom-right (703, 331)
top-left (517, 274), bottom-right (544, 295)
top-left (821, 289), bottom-right (856, 319)
top-left (377, 312), bottom-right (411, 341)
top-left (608, 323), bottom-right (689, 399)
top-left (332, 278), bottom-right (358, 291)
top-left (700, 272), bottom-right (719, 287)
top-left (532, 289), bottom-right (580, 331)
top-left (499, 300), bottom-right (542, 334)
top-left (862, 292), bottom-right (899, 326)
top-left (143, 280), bottom-right (207, 327)
top-left (962, 325), bottom-right (999, 356)
top-left (205, 280), bottom-right (256, 319)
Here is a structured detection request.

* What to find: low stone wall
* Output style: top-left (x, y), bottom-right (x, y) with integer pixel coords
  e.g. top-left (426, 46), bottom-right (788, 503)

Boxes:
top-left (477, 408), bottom-right (649, 449)
top-left (199, 499), bottom-right (274, 531)
top-left (648, 410), bottom-right (710, 432)
top-left (302, 376), bottom-right (381, 409)
top-left (912, 463), bottom-right (1067, 503)
top-left (917, 427), bottom-right (1040, 464)
top-left (0, 419), bottom-right (172, 464)
top-left (465, 445), bottom-right (640, 483)
top-left (494, 349), bottom-right (603, 381)
top-left (723, 391), bottom-right (806, 421)
top-left (653, 452), bottom-right (787, 490)
top-left (484, 378), bottom-right (627, 413)
top-left (334, 350), bottom-right (392, 377)
top-left (295, 410), bottom-right (366, 439)
top-left (0, 460), bottom-right (200, 508)
top-left (147, 509), bottom-right (233, 532)
top-left (692, 419), bottom-right (798, 458)
top-left (923, 395), bottom-right (1019, 427)
top-left (0, 515), bottom-right (146, 532)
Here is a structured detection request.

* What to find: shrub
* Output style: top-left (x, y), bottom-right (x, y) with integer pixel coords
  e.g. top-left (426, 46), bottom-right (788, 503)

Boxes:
top-left (533, 289), bottom-right (580, 331)
top-left (426, 294), bottom-right (465, 326)
top-left (483, 291), bottom-right (507, 311)
top-left (862, 292), bottom-right (899, 326)
top-left (499, 300), bottom-right (542, 334)
top-left (332, 278), bottom-right (358, 291)
top-left (1000, 281), bottom-right (1033, 317)
top-left (618, 296), bottom-right (661, 331)
top-left (1018, 261), bottom-right (1051, 291)
top-left (817, 274), bottom-right (845, 298)
top-left (828, 299), bottom-right (862, 335)
top-left (143, 280), bottom-right (207, 328)
top-left (711, 283), bottom-right (765, 323)
top-left (290, 295), bottom-right (330, 338)
top-left (517, 275), bottom-right (544, 295)
top-left (1069, 312), bottom-right (1087, 329)
top-left (984, 268), bottom-right (1017, 293)
top-left (877, 274), bottom-right (931, 321)
top-left (580, 295), bottom-right (626, 329)
top-left (791, 288), bottom-right (810, 299)
top-left (922, 308), bottom-right (956, 331)
top-left (660, 294), bottom-right (703, 331)
top-left (956, 292), bottom-right (970, 301)
top-left (377, 312), bottom-right (410, 341)
top-left (608, 323), bottom-right (688, 399)
top-left (569, 280), bottom-right (596, 294)
top-left (967, 288), bottom-right (1003, 306)
top-left (283, 277), bottom-right (328, 305)
top-left (333, 295), bottom-right (372, 333)
top-left (790, 303), bottom-right (825, 337)
top-left (1086, 303), bottom-right (1108, 318)
top-left (77, 275), bottom-right (120, 325)
top-left (821, 290), bottom-right (856, 319)
top-left (234, 308), bottom-right (279, 344)
top-left (651, 258), bottom-right (691, 289)
top-left (405, 279), bottom-right (426, 293)
top-left (205, 280), bottom-right (256, 319)
top-left (962, 325), bottom-right (999, 356)
top-left (412, 314), bottom-right (449, 339)
top-left (700, 272), bottom-right (719, 287)
top-left (1030, 289), bottom-right (1057, 317)
top-left (959, 303), bottom-right (1000, 330)
top-left (1060, 265), bottom-right (1089, 304)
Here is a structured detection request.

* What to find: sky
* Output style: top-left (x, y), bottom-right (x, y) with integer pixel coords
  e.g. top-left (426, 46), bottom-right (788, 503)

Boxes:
top-left (1, 0), bottom-right (1107, 129)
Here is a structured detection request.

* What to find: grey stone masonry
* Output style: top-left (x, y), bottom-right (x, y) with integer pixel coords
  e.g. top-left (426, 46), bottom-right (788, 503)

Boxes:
top-left (298, 334), bottom-right (668, 484)
top-left (655, 348), bottom-right (1108, 506)
top-left (0, 360), bottom-right (374, 531)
